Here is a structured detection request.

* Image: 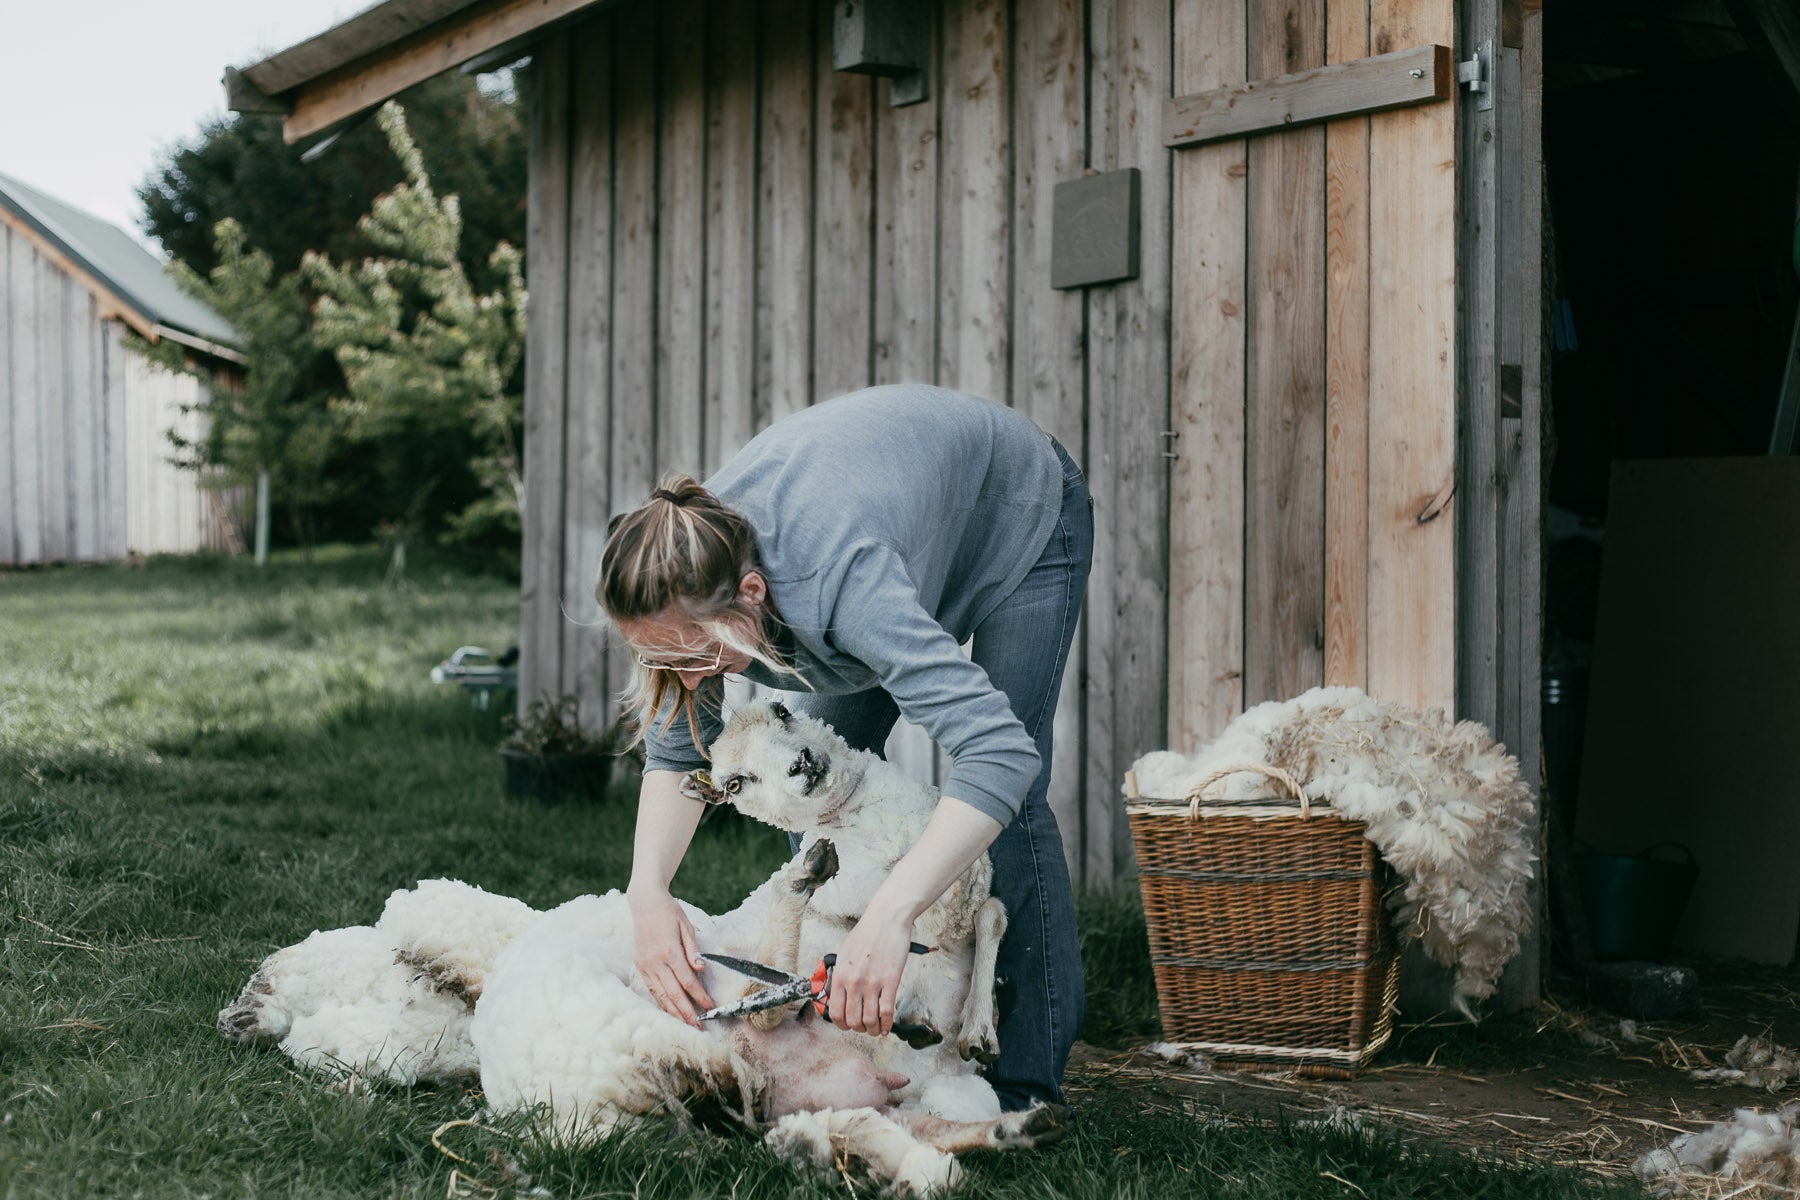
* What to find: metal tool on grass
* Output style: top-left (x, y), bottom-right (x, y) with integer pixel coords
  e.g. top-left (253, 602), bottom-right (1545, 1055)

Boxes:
top-left (699, 946), bottom-right (944, 1049)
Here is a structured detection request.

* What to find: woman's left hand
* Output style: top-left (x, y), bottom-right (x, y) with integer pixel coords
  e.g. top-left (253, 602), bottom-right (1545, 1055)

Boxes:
top-left (824, 905), bottom-right (915, 1037)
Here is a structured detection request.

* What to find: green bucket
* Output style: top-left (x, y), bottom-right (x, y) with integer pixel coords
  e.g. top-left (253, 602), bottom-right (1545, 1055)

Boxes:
top-left (1574, 843), bottom-right (1698, 962)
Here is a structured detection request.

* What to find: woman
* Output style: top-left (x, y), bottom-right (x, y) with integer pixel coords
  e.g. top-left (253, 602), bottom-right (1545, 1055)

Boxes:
top-left (597, 383), bottom-right (1092, 1112)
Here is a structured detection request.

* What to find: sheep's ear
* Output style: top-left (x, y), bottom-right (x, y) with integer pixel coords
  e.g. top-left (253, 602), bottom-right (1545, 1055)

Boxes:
top-left (680, 769), bottom-right (726, 806)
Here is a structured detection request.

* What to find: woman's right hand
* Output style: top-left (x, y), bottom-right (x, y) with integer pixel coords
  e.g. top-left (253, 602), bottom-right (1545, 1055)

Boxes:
top-left (628, 885), bottom-right (714, 1026)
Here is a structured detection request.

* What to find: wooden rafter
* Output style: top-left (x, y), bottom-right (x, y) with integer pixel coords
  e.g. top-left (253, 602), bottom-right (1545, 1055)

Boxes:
top-left (278, 0), bottom-right (613, 143)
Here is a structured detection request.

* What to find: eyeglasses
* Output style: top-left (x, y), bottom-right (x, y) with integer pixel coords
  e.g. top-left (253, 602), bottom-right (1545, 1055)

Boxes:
top-left (635, 644), bottom-right (725, 674)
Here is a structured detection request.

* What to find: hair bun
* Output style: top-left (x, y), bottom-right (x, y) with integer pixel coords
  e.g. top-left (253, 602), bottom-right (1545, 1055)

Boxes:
top-left (650, 487), bottom-right (685, 505)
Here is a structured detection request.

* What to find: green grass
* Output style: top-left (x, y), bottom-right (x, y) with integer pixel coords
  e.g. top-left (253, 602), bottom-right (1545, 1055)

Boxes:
top-left (0, 547), bottom-right (1635, 1198)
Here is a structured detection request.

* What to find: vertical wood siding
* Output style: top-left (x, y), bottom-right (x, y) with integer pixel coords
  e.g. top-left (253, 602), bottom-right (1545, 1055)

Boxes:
top-left (521, 0), bottom-right (1511, 896)
top-left (1, 223), bottom-right (229, 565)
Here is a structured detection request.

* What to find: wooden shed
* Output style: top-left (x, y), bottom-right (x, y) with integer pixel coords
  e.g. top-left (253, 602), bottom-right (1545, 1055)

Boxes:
top-left (232, 0), bottom-right (1557, 998)
top-left (1, 173), bottom-right (246, 564)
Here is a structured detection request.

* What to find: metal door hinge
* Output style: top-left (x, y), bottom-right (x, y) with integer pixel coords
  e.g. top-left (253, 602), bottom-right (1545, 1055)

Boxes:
top-left (1459, 40), bottom-right (1493, 111)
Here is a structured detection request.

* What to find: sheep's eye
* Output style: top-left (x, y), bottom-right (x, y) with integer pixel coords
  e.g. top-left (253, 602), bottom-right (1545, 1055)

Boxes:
top-left (725, 776), bottom-right (743, 795)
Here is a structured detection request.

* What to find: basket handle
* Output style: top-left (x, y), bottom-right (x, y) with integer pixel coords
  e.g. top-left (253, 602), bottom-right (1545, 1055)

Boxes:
top-left (1184, 763), bottom-right (1312, 819)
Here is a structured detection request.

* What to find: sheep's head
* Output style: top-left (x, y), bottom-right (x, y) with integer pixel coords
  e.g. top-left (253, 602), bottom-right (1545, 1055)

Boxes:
top-left (679, 701), bottom-right (865, 832)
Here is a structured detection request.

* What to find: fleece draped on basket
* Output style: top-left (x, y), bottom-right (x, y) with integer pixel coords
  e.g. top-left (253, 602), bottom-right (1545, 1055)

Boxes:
top-left (1129, 685), bottom-right (1537, 1016)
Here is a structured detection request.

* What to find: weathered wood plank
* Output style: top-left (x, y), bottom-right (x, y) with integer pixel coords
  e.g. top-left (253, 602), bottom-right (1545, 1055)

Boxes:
top-left (1496, 19), bottom-right (1544, 1007)
top-left (90, 292), bottom-right (112, 557)
top-left (240, 0), bottom-right (479, 95)
top-left (1012, 0), bottom-right (1089, 876)
top-left (1367, 0), bottom-right (1457, 716)
top-left (658, 0), bottom-right (707, 472)
top-left (102, 323), bottom-right (129, 560)
top-left (560, 18), bottom-right (613, 720)
top-left (123, 353), bottom-right (148, 555)
top-left (1169, 0), bottom-right (1248, 756)
top-left (1517, 6), bottom-right (1546, 1004)
top-left (0, 227), bottom-right (14, 565)
top-left (1082, 0), bottom-right (1122, 886)
top-left (11, 241), bottom-right (43, 564)
top-left (520, 31), bottom-right (572, 711)
top-left (812, 0), bottom-right (876, 401)
top-left (1324, 0), bottom-right (1372, 691)
top-left (1458, 0), bottom-right (1503, 740)
top-left (67, 283), bottom-right (98, 561)
top-left (609, 1), bottom-right (659, 711)
top-left (931, 0), bottom-right (1016, 792)
top-left (37, 256), bottom-right (68, 563)
top-left (281, 0), bottom-right (613, 143)
top-left (1244, 0), bottom-right (1327, 707)
top-left (1087, 0), bottom-right (1173, 886)
top-left (870, 50), bottom-right (937, 388)
top-left (871, 8), bottom-right (941, 788)
top-left (757, 0), bottom-right (815, 422)
top-left (1164, 44), bottom-right (1451, 149)
top-left (704, 0), bottom-right (758, 473)
top-left (936, 0), bottom-right (1010, 405)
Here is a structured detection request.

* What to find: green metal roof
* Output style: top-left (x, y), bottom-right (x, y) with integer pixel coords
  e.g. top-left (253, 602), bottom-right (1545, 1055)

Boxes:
top-left (0, 171), bottom-right (240, 355)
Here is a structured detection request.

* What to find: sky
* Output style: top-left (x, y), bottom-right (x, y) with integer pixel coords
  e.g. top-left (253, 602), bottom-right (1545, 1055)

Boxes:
top-left (0, 0), bottom-right (373, 254)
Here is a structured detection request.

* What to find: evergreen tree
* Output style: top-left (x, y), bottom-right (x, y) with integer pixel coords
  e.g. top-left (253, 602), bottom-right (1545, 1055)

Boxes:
top-left (304, 102), bottom-right (527, 576)
top-left (139, 72), bottom-right (525, 293)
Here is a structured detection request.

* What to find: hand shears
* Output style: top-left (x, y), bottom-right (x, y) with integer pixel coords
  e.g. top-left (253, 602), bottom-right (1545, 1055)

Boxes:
top-left (696, 945), bottom-right (943, 1049)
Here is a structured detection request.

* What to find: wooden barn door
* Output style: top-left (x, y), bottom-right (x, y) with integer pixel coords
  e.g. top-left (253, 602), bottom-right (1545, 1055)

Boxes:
top-left (1166, 0), bottom-right (1462, 746)
top-left (1165, 0), bottom-right (1545, 1007)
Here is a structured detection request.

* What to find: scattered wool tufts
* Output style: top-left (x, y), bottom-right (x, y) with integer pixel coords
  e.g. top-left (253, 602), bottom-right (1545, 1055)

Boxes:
top-left (1128, 685), bottom-right (1537, 1016)
top-left (1634, 1103), bottom-right (1800, 1194)
top-left (1690, 1035), bottom-right (1800, 1092)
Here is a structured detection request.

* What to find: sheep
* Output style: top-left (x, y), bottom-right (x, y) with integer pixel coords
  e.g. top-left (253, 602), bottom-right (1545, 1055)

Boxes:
top-left (1128, 685), bottom-right (1537, 1016)
top-left (216, 704), bottom-right (1065, 1194)
top-left (469, 845), bottom-right (1066, 1194)
top-left (677, 699), bottom-right (1009, 1119)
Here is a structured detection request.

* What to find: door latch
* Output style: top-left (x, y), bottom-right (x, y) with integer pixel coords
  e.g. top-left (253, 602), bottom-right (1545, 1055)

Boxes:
top-left (1459, 40), bottom-right (1493, 112)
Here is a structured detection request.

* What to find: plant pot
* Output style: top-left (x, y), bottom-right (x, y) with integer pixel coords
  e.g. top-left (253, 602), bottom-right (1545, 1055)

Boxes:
top-left (500, 746), bottom-right (613, 804)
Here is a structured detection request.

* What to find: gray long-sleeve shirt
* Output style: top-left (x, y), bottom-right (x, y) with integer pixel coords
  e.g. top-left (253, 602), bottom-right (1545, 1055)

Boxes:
top-left (639, 384), bottom-right (1064, 825)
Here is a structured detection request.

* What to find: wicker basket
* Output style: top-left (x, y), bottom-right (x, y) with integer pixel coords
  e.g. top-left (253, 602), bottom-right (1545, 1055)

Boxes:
top-left (1125, 763), bottom-right (1401, 1077)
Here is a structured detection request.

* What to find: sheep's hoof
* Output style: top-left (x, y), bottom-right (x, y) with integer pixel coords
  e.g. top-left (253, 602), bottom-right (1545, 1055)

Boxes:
top-left (892, 1018), bottom-right (943, 1050)
top-left (957, 1030), bottom-right (1000, 1066)
top-left (796, 839), bottom-right (839, 892)
top-left (994, 1103), bottom-right (1073, 1149)
top-left (216, 1001), bottom-right (267, 1042)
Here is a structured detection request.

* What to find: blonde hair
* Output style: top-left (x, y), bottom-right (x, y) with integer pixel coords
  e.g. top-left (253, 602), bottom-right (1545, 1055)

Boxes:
top-left (597, 473), bottom-right (794, 751)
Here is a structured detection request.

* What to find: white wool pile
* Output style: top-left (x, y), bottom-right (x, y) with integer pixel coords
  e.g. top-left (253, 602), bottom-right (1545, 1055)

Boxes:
top-left (1129, 685), bottom-right (1537, 1014)
top-left (1634, 1103), bottom-right (1800, 1194)
top-left (1690, 1035), bottom-right (1800, 1092)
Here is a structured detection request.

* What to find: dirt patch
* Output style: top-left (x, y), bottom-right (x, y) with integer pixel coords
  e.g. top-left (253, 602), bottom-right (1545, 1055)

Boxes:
top-left (1066, 960), bottom-right (1800, 1189)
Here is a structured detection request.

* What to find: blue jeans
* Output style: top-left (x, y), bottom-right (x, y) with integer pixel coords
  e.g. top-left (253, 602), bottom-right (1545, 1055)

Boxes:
top-left (792, 440), bottom-right (1093, 1110)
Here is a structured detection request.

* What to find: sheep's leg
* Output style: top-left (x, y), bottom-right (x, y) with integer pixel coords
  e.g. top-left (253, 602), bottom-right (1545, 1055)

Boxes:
top-left (892, 1103), bottom-right (1074, 1155)
top-left (765, 1107), bottom-right (963, 1197)
top-left (218, 968), bottom-right (283, 1043)
top-left (741, 839), bottom-right (837, 1032)
top-left (955, 896), bottom-right (1006, 1065)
